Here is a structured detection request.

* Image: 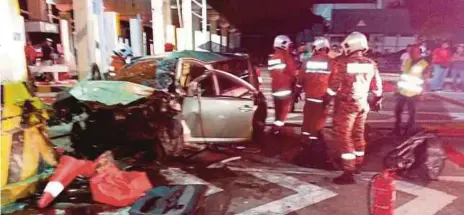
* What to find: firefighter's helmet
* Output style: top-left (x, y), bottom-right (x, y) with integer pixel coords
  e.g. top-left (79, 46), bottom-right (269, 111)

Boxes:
top-left (312, 37), bottom-right (330, 51)
top-left (273, 35), bottom-right (292, 50)
top-left (113, 44), bottom-right (133, 59)
top-left (341, 32), bottom-right (369, 55)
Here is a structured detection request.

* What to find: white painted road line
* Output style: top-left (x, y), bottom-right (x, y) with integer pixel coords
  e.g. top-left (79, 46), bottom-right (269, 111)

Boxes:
top-left (234, 171), bottom-right (337, 215)
top-left (395, 180), bottom-right (457, 215)
top-left (438, 176), bottom-right (464, 183)
top-left (159, 167), bottom-right (224, 196)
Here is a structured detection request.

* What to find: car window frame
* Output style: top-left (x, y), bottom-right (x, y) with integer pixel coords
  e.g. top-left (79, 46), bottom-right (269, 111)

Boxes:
top-left (211, 69), bottom-right (258, 98)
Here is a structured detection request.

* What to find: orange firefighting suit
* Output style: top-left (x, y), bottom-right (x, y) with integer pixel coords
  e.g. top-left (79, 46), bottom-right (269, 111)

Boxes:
top-left (268, 50), bottom-right (298, 127)
top-left (299, 53), bottom-right (332, 140)
top-left (327, 55), bottom-right (383, 171)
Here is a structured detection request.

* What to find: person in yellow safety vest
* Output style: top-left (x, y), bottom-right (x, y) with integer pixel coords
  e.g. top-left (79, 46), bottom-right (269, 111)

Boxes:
top-left (268, 35), bottom-right (298, 134)
top-left (394, 44), bottom-right (430, 136)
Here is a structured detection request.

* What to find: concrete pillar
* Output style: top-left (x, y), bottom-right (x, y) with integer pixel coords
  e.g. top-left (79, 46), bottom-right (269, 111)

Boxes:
top-left (73, 0), bottom-right (95, 80)
top-left (182, 0), bottom-right (194, 50)
top-left (130, 15), bottom-right (143, 57)
top-left (152, 0), bottom-right (165, 54)
top-left (94, 0), bottom-right (107, 73)
top-left (0, 0), bottom-right (27, 81)
top-left (104, 12), bottom-right (120, 61)
top-left (202, 0), bottom-right (207, 33)
top-left (27, 0), bottom-right (48, 21)
top-left (59, 12), bottom-right (76, 70)
top-left (163, 0), bottom-right (172, 28)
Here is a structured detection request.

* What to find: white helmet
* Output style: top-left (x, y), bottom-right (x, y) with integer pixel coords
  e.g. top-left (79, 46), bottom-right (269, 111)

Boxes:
top-left (312, 37), bottom-right (330, 51)
top-left (273, 35), bottom-right (292, 50)
top-left (113, 44), bottom-right (133, 59)
top-left (341, 32), bottom-right (369, 55)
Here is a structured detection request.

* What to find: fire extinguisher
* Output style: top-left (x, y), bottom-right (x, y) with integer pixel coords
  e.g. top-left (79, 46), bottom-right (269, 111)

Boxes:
top-left (368, 169), bottom-right (396, 215)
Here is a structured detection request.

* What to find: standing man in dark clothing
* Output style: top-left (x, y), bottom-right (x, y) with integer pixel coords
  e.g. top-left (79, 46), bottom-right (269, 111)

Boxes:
top-left (41, 38), bottom-right (54, 65)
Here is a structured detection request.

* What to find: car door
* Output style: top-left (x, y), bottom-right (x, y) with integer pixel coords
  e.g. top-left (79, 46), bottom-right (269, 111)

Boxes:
top-left (182, 69), bottom-right (258, 143)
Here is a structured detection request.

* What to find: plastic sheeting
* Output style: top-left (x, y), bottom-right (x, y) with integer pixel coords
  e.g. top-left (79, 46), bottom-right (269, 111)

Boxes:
top-left (1, 82), bottom-right (57, 206)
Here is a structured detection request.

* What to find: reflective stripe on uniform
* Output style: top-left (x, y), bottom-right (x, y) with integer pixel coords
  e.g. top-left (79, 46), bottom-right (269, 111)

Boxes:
top-left (268, 59), bottom-right (282, 66)
top-left (309, 136), bottom-right (318, 140)
top-left (327, 88), bottom-right (337, 96)
top-left (305, 61), bottom-right (329, 73)
top-left (400, 74), bottom-right (424, 85)
top-left (273, 120), bottom-right (285, 126)
top-left (341, 153), bottom-right (356, 160)
top-left (272, 90), bottom-right (292, 97)
top-left (397, 81), bottom-right (423, 92)
top-left (268, 64), bottom-right (286, 70)
top-left (347, 63), bottom-right (374, 74)
top-left (306, 97), bottom-right (323, 103)
top-left (268, 59), bottom-right (286, 70)
top-left (411, 64), bottom-right (426, 74)
top-left (302, 132), bottom-right (311, 135)
top-left (354, 151), bottom-right (365, 156)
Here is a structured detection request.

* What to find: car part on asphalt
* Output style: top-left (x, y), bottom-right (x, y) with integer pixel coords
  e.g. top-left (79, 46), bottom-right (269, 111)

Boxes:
top-left (383, 129), bottom-right (447, 180)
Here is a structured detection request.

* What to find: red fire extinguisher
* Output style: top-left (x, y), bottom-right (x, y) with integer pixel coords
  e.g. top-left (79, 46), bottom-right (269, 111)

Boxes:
top-left (369, 169), bottom-right (396, 215)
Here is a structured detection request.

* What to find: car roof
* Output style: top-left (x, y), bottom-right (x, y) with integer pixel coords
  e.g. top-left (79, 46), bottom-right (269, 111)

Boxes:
top-left (130, 51), bottom-right (248, 64)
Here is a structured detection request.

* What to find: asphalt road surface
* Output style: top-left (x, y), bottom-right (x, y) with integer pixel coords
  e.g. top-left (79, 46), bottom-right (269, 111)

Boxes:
top-left (10, 71), bottom-right (464, 215)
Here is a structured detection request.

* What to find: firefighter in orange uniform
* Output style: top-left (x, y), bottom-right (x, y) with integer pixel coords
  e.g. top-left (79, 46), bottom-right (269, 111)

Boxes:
top-left (300, 37), bottom-right (332, 143)
top-left (268, 35), bottom-right (298, 134)
top-left (323, 32), bottom-right (383, 184)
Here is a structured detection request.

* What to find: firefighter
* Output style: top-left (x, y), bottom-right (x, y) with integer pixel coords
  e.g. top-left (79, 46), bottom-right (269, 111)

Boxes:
top-left (268, 35), bottom-right (298, 134)
top-left (394, 44), bottom-right (430, 136)
top-left (300, 37), bottom-right (331, 143)
top-left (323, 32), bottom-right (383, 184)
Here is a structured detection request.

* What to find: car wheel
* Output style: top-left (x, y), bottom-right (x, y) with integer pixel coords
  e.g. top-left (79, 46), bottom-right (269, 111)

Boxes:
top-left (252, 93), bottom-right (267, 144)
top-left (156, 119), bottom-right (184, 162)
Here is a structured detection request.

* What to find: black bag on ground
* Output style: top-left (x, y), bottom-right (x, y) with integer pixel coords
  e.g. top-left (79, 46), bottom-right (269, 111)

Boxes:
top-left (384, 131), bottom-right (447, 180)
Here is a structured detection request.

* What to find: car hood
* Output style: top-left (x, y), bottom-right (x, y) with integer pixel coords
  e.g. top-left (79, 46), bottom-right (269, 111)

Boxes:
top-left (68, 80), bottom-right (155, 106)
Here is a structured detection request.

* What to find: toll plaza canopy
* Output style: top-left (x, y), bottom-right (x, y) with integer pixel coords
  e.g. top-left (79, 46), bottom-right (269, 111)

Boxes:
top-left (331, 9), bottom-right (416, 35)
top-left (209, 0), bottom-right (317, 36)
top-left (208, 0), bottom-right (377, 35)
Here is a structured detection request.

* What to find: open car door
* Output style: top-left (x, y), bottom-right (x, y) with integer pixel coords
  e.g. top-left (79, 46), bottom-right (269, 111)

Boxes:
top-left (182, 69), bottom-right (258, 143)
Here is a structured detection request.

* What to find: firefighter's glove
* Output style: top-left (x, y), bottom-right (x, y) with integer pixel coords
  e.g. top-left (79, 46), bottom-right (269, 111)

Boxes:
top-left (370, 96), bottom-right (383, 112)
top-left (322, 93), bottom-right (333, 107)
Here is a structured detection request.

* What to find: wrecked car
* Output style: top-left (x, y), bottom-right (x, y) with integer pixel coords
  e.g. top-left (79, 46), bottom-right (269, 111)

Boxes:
top-left (114, 51), bottom-right (268, 144)
top-left (53, 51), bottom-right (267, 160)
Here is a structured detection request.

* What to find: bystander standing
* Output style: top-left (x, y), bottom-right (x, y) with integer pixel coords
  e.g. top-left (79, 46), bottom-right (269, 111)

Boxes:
top-left (429, 41), bottom-right (452, 91)
top-left (24, 40), bottom-right (37, 66)
top-left (41, 38), bottom-right (55, 65)
top-left (451, 44), bottom-right (464, 91)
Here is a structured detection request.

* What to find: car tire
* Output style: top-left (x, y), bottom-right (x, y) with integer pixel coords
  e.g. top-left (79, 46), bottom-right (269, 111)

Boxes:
top-left (252, 93), bottom-right (267, 144)
top-left (156, 118), bottom-right (184, 161)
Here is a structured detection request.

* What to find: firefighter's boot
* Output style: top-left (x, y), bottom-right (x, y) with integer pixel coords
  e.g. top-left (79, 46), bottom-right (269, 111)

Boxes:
top-left (333, 171), bottom-right (356, 185)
